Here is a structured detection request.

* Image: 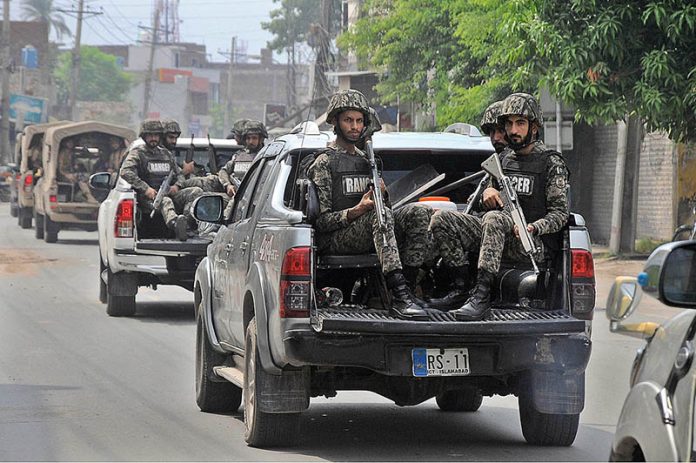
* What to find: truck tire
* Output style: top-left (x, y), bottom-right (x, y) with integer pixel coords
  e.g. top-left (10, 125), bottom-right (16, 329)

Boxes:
top-left (106, 294), bottom-right (136, 317)
top-left (99, 257), bottom-right (107, 304)
top-left (436, 388), bottom-right (483, 412)
top-left (19, 207), bottom-right (32, 229)
top-left (244, 318), bottom-right (300, 447)
top-left (44, 215), bottom-right (59, 243)
top-left (34, 211), bottom-right (44, 240)
top-left (195, 308), bottom-right (242, 412)
top-left (518, 393), bottom-right (579, 446)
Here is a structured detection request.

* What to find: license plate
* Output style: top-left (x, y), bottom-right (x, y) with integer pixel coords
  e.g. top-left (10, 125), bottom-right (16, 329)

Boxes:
top-left (57, 194), bottom-right (67, 202)
top-left (412, 348), bottom-right (470, 377)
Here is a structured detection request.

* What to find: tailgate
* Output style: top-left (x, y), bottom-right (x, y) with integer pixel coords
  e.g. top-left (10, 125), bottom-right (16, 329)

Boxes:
top-left (135, 237), bottom-right (212, 256)
top-left (312, 306), bottom-right (586, 335)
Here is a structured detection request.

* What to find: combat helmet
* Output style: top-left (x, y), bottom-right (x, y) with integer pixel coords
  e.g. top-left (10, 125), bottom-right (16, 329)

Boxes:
top-left (497, 93), bottom-right (543, 127)
top-left (139, 119), bottom-right (164, 138)
top-left (231, 118), bottom-right (250, 142)
top-left (243, 120), bottom-right (268, 139)
top-left (480, 101), bottom-right (504, 135)
top-left (326, 89), bottom-right (370, 125)
top-left (161, 119), bottom-right (181, 135)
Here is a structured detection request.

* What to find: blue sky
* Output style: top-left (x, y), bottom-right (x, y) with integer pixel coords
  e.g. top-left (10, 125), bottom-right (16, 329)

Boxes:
top-left (16, 0), bottom-right (281, 64)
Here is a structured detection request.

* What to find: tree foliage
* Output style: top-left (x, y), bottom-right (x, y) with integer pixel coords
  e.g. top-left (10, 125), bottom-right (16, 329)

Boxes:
top-left (262, 0), bottom-right (342, 54)
top-left (54, 46), bottom-right (131, 104)
top-left (340, 0), bottom-right (696, 140)
top-left (21, 0), bottom-right (71, 40)
top-left (501, 0), bottom-right (696, 142)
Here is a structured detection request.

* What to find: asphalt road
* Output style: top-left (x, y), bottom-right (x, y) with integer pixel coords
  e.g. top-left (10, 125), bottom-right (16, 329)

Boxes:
top-left (0, 203), bottom-right (681, 461)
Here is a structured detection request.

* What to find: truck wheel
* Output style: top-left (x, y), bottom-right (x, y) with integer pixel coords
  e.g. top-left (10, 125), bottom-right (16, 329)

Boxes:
top-left (436, 388), bottom-right (483, 412)
top-left (518, 393), bottom-right (579, 446)
top-left (106, 294), bottom-right (136, 317)
top-left (99, 257), bottom-right (107, 304)
top-left (244, 318), bottom-right (300, 447)
top-left (195, 308), bottom-right (242, 412)
top-left (19, 207), bottom-right (32, 229)
top-left (44, 215), bottom-right (59, 243)
top-left (34, 211), bottom-right (44, 240)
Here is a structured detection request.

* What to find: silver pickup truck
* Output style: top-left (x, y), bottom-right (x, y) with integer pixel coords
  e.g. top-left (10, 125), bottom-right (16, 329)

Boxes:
top-left (192, 124), bottom-right (595, 448)
top-left (92, 137), bottom-right (243, 317)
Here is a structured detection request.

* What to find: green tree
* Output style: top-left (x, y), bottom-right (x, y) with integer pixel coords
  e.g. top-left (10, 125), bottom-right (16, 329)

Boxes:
top-left (338, 0), bottom-right (517, 128)
top-left (21, 0), bottom-right (71, 40)
top-left (262, 0), bottom-right (342, 54)
top-left (54, 46), bottom-right (131, 104)
top-left (497, 0), bottom-right (696, 142)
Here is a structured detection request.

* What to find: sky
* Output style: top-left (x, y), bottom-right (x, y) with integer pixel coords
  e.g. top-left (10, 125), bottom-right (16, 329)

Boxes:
top-left (15, 0), bottom-right (281, 64)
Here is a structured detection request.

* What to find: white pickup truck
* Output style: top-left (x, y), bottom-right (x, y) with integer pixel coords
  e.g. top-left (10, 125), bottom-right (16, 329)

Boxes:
top-left (92, 137), bottom-right (243, 317)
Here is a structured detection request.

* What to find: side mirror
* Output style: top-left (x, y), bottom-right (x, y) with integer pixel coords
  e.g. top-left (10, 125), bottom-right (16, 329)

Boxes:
top-left (192, 194), bottom-right (223, 223)
top-left (606, 277), bottom-right (642, 322)
top-left (652, 241), bottom-right (696, 307)
top-left (89, 172), bottom-right (112, 190)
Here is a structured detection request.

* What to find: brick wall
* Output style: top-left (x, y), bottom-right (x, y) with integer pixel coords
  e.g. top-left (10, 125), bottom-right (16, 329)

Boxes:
top-left (636, 132), bottom-right (676, 240)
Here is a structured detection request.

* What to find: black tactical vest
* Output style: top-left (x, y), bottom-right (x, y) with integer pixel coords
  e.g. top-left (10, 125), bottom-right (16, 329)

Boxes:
top-left (143, 158), bottom-right (173, 189)
top-left (501, 150), bottom-right (561, 223)
top-left (328, 150), bottom-right (372, 211)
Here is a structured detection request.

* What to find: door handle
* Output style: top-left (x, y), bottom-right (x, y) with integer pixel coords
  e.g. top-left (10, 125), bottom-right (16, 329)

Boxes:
top-left (240, 241), bottom-right (248, 251)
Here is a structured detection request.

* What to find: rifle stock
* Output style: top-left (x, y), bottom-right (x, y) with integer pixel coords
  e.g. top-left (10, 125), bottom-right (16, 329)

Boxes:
top-left (184, 134), bottom-right (195, 164)
top-left (365, 140), bottom-right (389, 248)
top-left (207, 134), bottom-right (219, 174)
top-left (481, 153), bottom-right (540, 274)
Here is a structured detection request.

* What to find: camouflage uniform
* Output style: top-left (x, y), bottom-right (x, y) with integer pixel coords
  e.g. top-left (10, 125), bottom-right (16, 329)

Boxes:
top-left (119, 142), bottom-right (202, 224)
top-left (308, 143), bottom-right (433, 273)
top-left (430, 140), bottom-right (569, 275)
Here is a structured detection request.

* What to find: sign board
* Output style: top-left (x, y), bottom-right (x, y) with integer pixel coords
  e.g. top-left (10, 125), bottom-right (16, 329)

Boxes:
top-left (9, 94), bottom-right (47, 124)
top-left (264, 103), bottom-right (287, 128)
top-left (543, 121), bottom-right (574, 151)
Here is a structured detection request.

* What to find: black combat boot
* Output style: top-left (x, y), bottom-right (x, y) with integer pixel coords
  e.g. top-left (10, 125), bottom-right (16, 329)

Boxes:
top-left (385, 270), bottom-right (429, 321)
top-left (402, 266), bottom-right (432, 309)
top-left (168, 214), bottom-right (188, 241)
top-left (450, 269), bottom-right (496, 321)
top-left (427, 266), bottom-right (470, 311)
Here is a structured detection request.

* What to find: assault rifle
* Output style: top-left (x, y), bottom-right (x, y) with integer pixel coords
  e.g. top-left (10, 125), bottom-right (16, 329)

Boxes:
top-left (464, 173), bottom-right (490, 215)
top-left (185, 134), bottom-right (195, 165)
top-left (481, 152), bottom-right (540, 274)
top-left (226, 152), bottom-right (241, 190)
top-left (151, 168), bottom-right (176, 218)
top-left (365, 140), bottom-right (389, 248)
top-left (207, 134), bottom-right (219, 174)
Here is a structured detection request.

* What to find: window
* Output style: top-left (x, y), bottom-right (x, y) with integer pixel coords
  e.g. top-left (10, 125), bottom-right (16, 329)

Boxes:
top-left (230, 159), bottom-right (272, 223)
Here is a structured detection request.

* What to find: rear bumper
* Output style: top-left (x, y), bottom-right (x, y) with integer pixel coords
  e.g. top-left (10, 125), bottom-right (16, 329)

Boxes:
top-left (281, 308), bottom-right (591, 376)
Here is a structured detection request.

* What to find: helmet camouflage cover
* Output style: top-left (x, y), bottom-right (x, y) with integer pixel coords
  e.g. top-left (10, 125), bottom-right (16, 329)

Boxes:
top-left (139, 119), bottom-right (164, 137)
top-left (497, 92), bottom-right (544, 127)
top-left (161, 119), bottom-right (181, 135)
top-left (243, 120), bottom-right (268, 139)
top-left (480, 100), bottom-right (504, 135)
top-left (326, 89), bottom-right (370, 125)
top-left (232, 118), bottom-right (250, 139)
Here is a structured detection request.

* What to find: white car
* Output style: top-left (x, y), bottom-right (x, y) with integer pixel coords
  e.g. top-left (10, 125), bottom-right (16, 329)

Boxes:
top-left (607, 240), bottom-right (696, 461)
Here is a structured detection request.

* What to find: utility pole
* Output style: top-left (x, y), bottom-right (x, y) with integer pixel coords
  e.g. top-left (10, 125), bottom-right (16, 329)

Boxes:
top-left (141, 8), bottom-right (161, 119)
top-left (0, 0), bottom-right (11, 163)
top-left (68, 0), bottom-right (84, 121)
top-left (311, 0), bottom-right (332, 117)
top-left (223, 36), bottom-right (236, 132)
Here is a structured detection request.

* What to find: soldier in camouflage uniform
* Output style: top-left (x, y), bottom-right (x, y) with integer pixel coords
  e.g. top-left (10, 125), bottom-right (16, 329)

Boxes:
top-left (226, 118), bottom-right (249, 144)
top-left (430, 93), bottom-right (570, 320)
top-left (219, 119), bottom-right (256, 197)
top-left (307, 89), bottom-right (432, 321)
top-left (120, 119), bottom-right (202, 241)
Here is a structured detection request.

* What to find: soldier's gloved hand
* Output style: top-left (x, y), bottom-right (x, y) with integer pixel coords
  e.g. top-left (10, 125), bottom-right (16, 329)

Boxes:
top-left (226, 184), bottom-right (236, 197)
top-left (145, 187), bottom-right (157, 200)
top-left (482, 187), bottom-right (504, 210)
top-left (169, 185), bottom-right (180, 195)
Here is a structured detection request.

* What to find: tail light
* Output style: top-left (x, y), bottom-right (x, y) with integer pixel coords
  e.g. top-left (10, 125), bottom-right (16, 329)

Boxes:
top-left (23, 174), bottom-right (33, 192)
top-left (570, 249), bottom-right (595, 319)
top-left (49, 194), bottom-right (58, 209)
top-left (279, 246), bottom-right (311, 318)
top-left (115, 199), bottom-right (134, 238)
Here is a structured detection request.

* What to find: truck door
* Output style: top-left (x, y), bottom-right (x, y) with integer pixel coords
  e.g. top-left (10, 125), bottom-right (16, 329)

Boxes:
top-left (222, 159), bottom-right (273, 348)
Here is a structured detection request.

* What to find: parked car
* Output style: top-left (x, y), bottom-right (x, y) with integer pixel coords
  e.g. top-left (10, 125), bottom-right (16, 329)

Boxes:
top-left (0, 163), bottom-right (17, 202)
top-left (33, 121), bottom-right (135, 243)
top-left (606, 240), bottom-right (696, 461)
top-left (92, 137), bottom-right (244, 317)
top-left (191, 124), bottom-right (595, 448)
